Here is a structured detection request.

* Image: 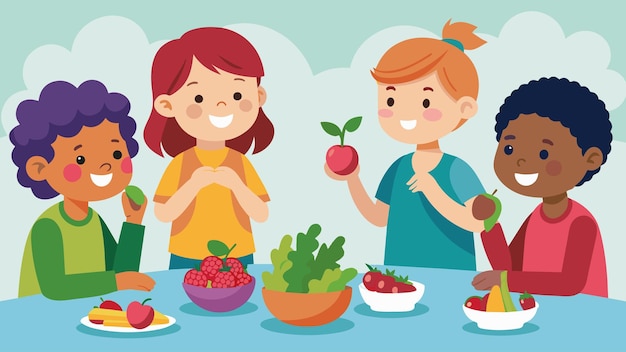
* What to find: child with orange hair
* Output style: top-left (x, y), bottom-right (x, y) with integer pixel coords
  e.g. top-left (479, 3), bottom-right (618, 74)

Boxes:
top-left (326, 20), bottom-right (487, 270)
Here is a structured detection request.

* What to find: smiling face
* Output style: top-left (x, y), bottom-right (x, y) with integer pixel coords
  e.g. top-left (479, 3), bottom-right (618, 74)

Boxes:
top-left (376, 72), bottom-right (477, 145)
top-left (154, 56), bottom-right (266, 143)
top-left (494, 113), bottom-right (603, 198)
top-left (26, 119), bottom-right (133, 202)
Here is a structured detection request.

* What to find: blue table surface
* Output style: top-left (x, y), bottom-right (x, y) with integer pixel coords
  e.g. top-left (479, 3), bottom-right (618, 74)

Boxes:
top-left (1, 264), bottom-right (624, 351)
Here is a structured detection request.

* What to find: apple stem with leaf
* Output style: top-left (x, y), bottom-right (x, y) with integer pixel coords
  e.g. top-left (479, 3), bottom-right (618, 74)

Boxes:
top-left (321, 116), bottom-right (362, 146)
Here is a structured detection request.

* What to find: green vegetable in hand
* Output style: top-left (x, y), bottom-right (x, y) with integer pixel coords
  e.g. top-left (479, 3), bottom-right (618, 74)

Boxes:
top-left (125, 185), bottom-right (145, 206)
top-left (483, 189), bottom-right (502, 232)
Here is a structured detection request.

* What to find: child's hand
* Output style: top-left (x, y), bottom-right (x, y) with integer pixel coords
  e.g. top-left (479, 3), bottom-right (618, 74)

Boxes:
top-left (471, 270), bottom-right (503, 290)
top-left (189, 166), bottom-right (218, 191)
top-left (325, 162), bottom-right (360, 181)
top-left (212, 166), bottom-right (243, 190)
top-left (406, 173), bottom-right (438, 193)
top-left (122, 192), bottom-right (147, 225)
top-left (472, 194), bottom-right (496, 220)
top-left (115, 271), bottom-right (155, 291)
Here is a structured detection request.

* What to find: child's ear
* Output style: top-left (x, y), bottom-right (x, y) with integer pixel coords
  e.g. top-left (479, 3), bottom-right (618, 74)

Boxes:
top-left (257, 86), bottom-right (267, 107)
top-left (26, 156), bottom-right (49, 182)
top-left (457, 96), bottom-right (478, 120)
top-left (583, 147), bottom-right (604, 171)
top-left (154, 94), bottom-right (175, 118)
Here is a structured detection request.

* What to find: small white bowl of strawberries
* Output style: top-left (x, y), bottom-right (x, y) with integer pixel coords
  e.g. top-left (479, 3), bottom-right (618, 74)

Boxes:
top-left (182, 241), bottom-right (255, 313)
top-left (358, 264), bottom-right (425, 312)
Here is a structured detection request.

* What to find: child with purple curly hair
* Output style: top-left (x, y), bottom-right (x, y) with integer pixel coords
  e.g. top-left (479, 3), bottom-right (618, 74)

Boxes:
top-left (10, 80), bottom-right (155, 300)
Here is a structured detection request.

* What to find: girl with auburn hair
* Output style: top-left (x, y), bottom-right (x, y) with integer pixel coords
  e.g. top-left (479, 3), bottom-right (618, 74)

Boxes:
top-left (326, 20), bottom-right (488, 270)
top-left (144, 27), bottom-right (274, 270)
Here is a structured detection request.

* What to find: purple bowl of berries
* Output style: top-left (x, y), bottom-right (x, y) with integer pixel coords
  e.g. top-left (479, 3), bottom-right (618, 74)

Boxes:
top-left (181, 241), bottom-right (255, 312)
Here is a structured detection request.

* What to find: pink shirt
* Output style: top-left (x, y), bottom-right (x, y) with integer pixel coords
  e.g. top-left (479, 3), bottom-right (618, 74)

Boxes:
top-left (523, 199), bottom-right (607, 297)
top-left (481, 198), bottom-right (608, 297)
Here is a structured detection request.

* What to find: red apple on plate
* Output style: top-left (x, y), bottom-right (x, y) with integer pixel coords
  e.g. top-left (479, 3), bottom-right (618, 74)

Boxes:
top-left (321, 116), bottom-right (362, 175)
top-left (126, 298), bottom-right (155, 329)
top-left (90, 297), bottom-right (123, 324)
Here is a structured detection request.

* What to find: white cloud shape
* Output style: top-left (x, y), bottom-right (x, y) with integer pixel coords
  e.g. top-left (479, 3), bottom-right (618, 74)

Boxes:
top-left (2, 11), bottom-right (625, 301)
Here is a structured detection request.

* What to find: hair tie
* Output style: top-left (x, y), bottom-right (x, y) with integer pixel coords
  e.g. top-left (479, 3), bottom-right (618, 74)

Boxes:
top-left (442, 38), bottom-right (464, 52)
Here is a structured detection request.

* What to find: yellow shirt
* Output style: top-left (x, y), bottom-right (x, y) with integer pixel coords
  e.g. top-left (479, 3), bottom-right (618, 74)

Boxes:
top-left (154, 147), bottom-right (269, 259)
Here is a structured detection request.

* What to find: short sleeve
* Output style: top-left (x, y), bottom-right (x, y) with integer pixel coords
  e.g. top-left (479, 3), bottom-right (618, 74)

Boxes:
top-left (154, 154), bottom-right (184, 203)
top-left (375, 156), bottom-right (403, 205)
top-left (242, 155), bottom-right (269, 201)
top-left (449, 157), bottom-right (485, 204)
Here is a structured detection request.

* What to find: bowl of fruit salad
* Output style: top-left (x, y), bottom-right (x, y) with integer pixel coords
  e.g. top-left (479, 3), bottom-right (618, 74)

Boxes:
top-left (182, 241), bottom-right (255, 313)
top-left (358, 264), bottom-right (425, 312)
top-left (462, 272), bottom-right (538, 330)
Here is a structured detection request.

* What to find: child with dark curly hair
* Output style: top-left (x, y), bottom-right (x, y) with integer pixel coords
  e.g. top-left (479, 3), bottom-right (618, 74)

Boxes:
top-left (472, 77), bottom-right (612, 297)
top-left (10, 80), bottom-right (155, 300)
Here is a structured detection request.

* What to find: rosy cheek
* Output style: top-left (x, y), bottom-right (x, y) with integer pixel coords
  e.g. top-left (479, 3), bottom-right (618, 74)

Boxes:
top-left (378, 109), bottom-right (393, 118)
top-left (546, 160), bottom-right (562, 176)
top-left (186, 104), bottom-right (203, 119)
top-left (239, 99), bottom-right (253, 112)
top-left (63, 164), bottom-right (82, 182)
top-left (423, 108), bottom-right (442, 121)
top-left (121, 157), bottom-right (133, 174)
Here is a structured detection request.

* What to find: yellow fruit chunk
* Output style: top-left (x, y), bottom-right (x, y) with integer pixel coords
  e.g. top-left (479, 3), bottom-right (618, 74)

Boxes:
top-left (486, 285), bottom-right (505, 312)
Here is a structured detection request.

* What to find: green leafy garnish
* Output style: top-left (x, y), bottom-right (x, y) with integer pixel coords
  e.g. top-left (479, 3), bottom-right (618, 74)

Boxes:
top-left (261, 235), bottom-right (294, 291)
top-left (284, 224), bottom-right (321, 293)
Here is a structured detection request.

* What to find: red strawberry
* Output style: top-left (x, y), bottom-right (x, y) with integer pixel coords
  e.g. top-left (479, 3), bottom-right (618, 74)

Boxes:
top-left (212, 271), bottom-right (236, 288)
top-left (464, 296), bottom-right (484, 311)
top-left (362, 264), bottom-right (384, 291)
top-left (200, 256), bottom-right (223, 280)
top-left (483, 293), bottom-right (490, 302)
top-left (397, 282), bottom-right (417, 293)
top-left (378, 269), bottom-right (414, 293)
top-left (236, 272), bottom-right (253, 286)
top-left (90, 297), bottom-right (123, 324)
top-left (519, 291), bottom-right (536, 310)
top-left (376, 275), bottom-right (396, 293)
top-left (184, 268), bottom-right (209, 288)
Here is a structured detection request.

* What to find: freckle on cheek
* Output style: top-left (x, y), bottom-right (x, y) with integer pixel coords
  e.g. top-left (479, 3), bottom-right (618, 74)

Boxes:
top-left (239, 99), bottom-right (252, 112)
top-left (63, 164), bottom-right (82, 182)
top-left (423, 108), bottom-right (442, 121)
top-left (546, 160), bottom-right (562, 176)
top-left (378, 109), bottom-right (393, 118)
top-left (121, 157), bottom-right (133, 174)
top-left (186, 104), bottom-right (202, 119)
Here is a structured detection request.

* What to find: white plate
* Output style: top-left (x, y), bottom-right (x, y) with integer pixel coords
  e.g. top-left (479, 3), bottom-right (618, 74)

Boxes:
top-left (80, 315), bottom-right (176, 333)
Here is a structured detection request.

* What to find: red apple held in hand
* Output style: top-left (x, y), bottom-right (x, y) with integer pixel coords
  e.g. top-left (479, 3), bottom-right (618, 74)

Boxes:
top-left (326, 145), bottom-right (358, 175)
top-left (321, 116), bottom-right (362, 176)
top-left (126, 298), bottom-right (155, 329)
top-left (90, 297), bottom-right (123, 324)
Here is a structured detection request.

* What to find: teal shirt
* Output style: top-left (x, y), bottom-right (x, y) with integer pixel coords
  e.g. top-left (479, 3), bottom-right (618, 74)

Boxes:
top-left (19, 202), bottom-right (145, 300)
top-left (375, 153), bottom-right (484, 270)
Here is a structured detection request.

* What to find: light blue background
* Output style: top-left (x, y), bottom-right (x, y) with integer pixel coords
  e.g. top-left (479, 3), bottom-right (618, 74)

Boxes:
top-left (1, 0), bottom-right (625, 304)
top-left (1, 0), bottom-right (625, 139)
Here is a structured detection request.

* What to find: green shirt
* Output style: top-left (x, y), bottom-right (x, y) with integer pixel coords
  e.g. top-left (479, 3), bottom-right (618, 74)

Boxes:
top-left (18, 202), bottom-right (145, 300)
